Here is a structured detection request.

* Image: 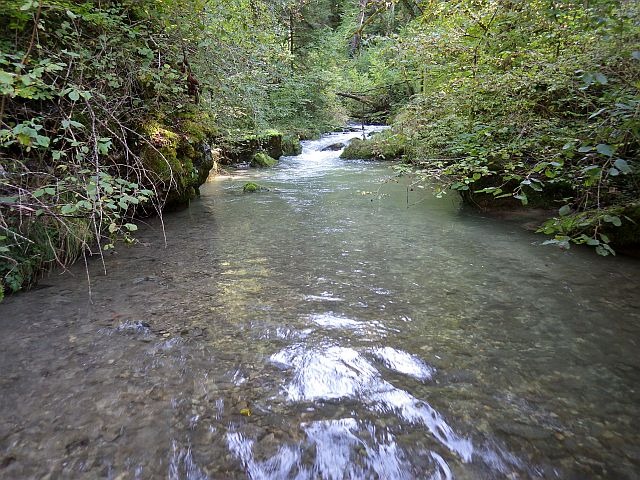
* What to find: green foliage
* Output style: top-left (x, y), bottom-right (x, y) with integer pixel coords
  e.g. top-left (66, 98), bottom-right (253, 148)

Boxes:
top-left (0, 0), bottom-right (173, 293)
top-left (357, 0), bottom-right (640, 254)
top-left (0, 0), bottom-right (352, 294)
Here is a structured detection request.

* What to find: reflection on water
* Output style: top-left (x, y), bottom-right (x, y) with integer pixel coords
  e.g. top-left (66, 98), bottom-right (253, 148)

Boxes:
top-left (1, 126), bottom-right (640, 479)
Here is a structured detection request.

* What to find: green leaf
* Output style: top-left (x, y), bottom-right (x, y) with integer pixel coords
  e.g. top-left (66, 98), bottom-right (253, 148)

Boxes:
top-left (60, 204), bottom-right (77, 215)
top-left (97, 138), bottom-right (112, 155)
top-left (68, 90), bottom-right (80, 101)
top-left (514, 194), bottom-right (528, 205)
top-left (596, 144), bottom-right (613, 157)
top-left (595, 243), bottom-right (615, 256)
top-left (124, 223), bottom-right (138, 231)
top-left (577, 145), bottom-right (593, 153)
top-left (594, 73), bottom-right (608, 85)
top-left (16, 133), bottom-right (32, 146)
top-left (35, 135), bottom-right (50, 147)
top-left (62, 119), bottom-right (84, 129)
top-left (559, 205), bottom-right (571, 216)
top-left (613, 158), bottom-right (631, 174)
top-left (0, 71), bottom-right (14, 87)
top-left (603, 215), bottom-right (622, 227)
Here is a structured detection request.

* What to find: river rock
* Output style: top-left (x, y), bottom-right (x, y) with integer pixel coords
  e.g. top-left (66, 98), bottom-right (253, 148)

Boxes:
top-left (322, 142), bottom-right (345, 151)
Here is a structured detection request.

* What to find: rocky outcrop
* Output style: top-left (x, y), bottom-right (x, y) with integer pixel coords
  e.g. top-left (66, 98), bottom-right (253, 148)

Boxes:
top-left (219, 131), bottom-right (284, 165)
top-left (139, 115), bottom-right (216, 209)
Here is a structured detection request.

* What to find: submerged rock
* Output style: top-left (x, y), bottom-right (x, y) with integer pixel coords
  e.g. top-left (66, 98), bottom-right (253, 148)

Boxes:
top-left (242, 182), bottom-right (269, 193)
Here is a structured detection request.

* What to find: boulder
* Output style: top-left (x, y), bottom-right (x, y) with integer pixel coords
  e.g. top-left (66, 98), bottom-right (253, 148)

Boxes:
top-left (251, 151), bottom-right (278, 168)
top-left (322, 142), bottom-right (345, 151)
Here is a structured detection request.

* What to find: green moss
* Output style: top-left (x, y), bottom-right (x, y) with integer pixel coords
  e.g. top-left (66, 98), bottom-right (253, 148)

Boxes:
top-left (282, 134), bottom-right (302, 155)
top-left (242, 182), bottom-right (260, 192)
top-left (139, 117), bottom-right (214, 207)
top-left (141, 142), bottom-right (181, 180)
top-left (251, 151), bottom-right (278, 167)
top-left (140, 121), bottom-right (181, 178)
top-left (177, 108), bottom-right (219, 144)
top-left (221, 130), bottom-right (284, 164)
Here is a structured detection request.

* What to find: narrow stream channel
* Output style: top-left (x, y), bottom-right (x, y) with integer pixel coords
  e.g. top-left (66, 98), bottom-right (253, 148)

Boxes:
top-left (1, 127), bottom-right (639, 479)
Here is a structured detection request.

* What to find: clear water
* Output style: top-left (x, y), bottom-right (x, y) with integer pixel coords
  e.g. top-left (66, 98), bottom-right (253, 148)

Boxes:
top-left (1, 127), bottom-right (639, 479)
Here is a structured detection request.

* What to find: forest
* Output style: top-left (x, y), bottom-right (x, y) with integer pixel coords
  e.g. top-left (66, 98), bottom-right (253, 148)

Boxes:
top-left (1, 0), bottom-right (639, 297)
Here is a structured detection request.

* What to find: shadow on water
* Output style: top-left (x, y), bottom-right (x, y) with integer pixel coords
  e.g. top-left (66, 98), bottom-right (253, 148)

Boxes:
top-left (1, 126), bottom-right (640, 479)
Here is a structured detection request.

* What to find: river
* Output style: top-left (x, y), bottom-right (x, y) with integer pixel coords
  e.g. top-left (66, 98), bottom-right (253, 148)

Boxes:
top-left (1, 127), bottom-right (639, 479)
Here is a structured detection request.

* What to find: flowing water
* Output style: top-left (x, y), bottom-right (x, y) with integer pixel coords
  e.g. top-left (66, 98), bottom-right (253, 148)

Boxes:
top-left (1, 127), bottom-right (640, 479)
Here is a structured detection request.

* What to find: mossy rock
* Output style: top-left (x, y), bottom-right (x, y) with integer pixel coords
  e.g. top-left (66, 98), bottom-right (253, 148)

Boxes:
top-left (251, 151), bottom-right (278, 168)
top-left (340, 130), bottom-right (405, 160)
top-left (139, 117), bottom-right (215, 208)
top-left (242, 182), bottom-right (269, 193)
top-left (176, 107), bottom-right (219, 144)
top-left (282, 134), bottom-right (302, 155)
top-left (341, 138), bottom-right (375, 159)
top-left (221, 131), bottom-right (284, 164)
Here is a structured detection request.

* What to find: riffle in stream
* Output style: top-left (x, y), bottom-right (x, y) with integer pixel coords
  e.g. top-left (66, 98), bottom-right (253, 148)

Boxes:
top-left (1, 126), bottom-right (639, 479)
